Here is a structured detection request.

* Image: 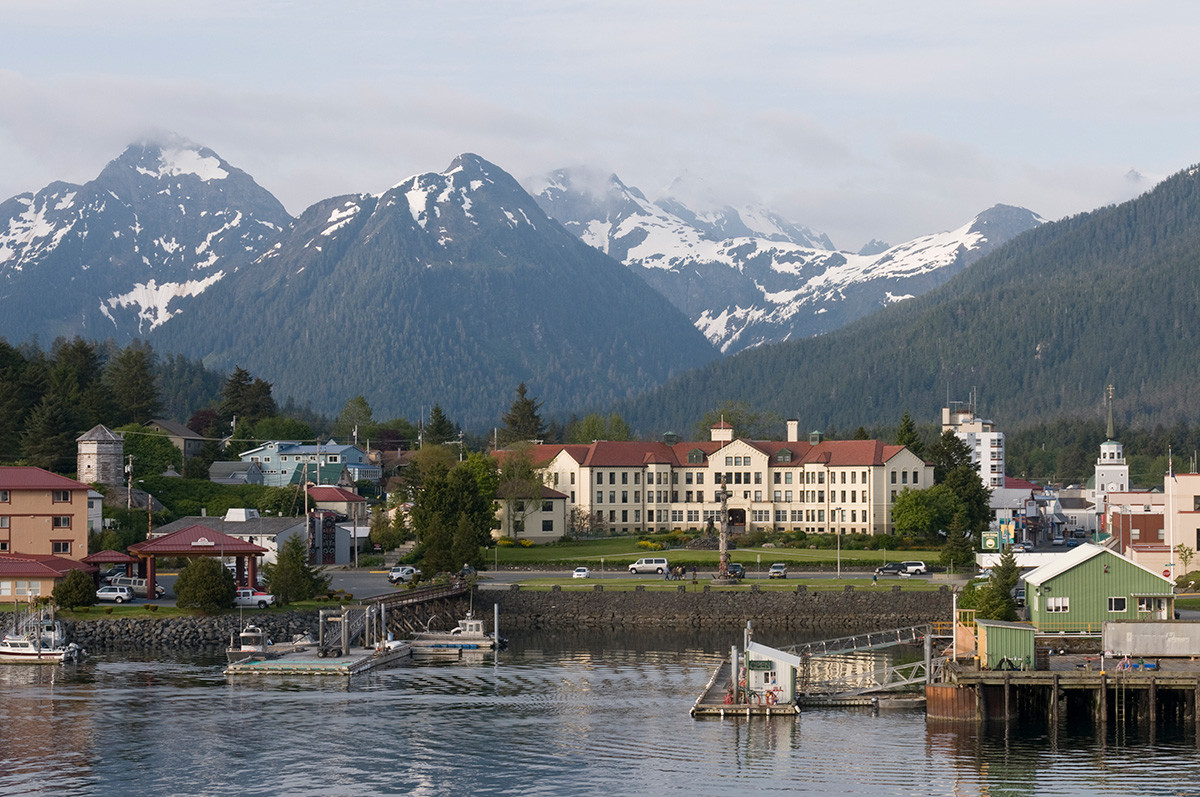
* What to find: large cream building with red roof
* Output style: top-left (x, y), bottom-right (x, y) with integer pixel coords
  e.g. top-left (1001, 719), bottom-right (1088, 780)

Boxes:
top-left (0, 466), bottom-right (94, 597)
top-left (529, 420), bottom-right (931, 537)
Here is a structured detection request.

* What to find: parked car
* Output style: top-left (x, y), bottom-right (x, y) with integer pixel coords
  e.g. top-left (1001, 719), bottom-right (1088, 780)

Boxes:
top-left (1051, 536), bottom-right (1065, 546)
top-left (1011, 586), bottom-right (1026, 607)
top-left (96, 585), bottom-right (135, 603)
top-left (875, 562), bottom-right (907, 576)
top-left (628, 557), bottom-right (669, 575)
top-left (572, 567), bottom-right (591, 579)
top-left (767, 563), bottom-right (788, 579)
top-left (233, 588), bottom-right (276, 609)
top-left (109, 575), bottom-right (165, 599)
top-left (458, 565), bottom-right (477, 578)
top-left (726, 562), bottom-right (746, 579)
top-left (899, 561), bottom-right (928, 575)
top-left (388, 565), bottom-right (420, 584)
top-left (99, 565), bottom-right (128, 584)
top-left (1011, 543), bottom-right (1032, 553)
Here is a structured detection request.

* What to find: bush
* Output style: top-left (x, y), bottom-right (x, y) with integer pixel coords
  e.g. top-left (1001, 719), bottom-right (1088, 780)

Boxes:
top-left (496, 538), bottom-right (515, 547)
top-left (175, 557), bottom-right (237, 615)
top-left (53, 569), bottom-right (98, 609)
top-left (518, 539), bottom-right (534, 548)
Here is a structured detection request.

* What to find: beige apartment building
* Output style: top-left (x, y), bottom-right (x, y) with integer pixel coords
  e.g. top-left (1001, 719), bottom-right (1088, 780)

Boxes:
top-left (529, 421), bottom-right (931, 537)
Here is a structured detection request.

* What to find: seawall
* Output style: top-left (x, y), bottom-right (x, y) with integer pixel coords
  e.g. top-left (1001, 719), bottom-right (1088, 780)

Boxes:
top-left (62, 586), bottom-right (952, 651)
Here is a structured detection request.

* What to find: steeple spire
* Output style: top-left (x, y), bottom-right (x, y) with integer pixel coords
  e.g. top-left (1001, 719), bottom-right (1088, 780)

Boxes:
top-left (1106, 384), bottom-right (1115, 440)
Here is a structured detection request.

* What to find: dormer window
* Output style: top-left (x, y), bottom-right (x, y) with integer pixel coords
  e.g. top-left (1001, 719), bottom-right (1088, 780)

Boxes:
top-left (775, 449), bottom-right (792, 463)
top-left (687, 449), bottom-right (705, 464)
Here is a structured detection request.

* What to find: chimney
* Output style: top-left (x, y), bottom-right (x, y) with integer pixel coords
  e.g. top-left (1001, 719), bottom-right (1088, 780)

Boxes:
top-left (786, 419), bottom-right (799, 442)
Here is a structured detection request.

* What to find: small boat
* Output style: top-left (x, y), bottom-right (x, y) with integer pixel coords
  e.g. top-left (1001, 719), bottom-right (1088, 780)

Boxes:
top-left (409, 612), bottom-right (504, 651)
top-left (0, 614), bottom-right (83, 664)
top-left (226, 624), bottom-right (314, 664)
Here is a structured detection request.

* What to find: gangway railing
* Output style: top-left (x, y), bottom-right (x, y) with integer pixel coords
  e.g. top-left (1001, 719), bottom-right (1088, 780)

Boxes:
top-left (802, 657), bottom-right (948, 697)
top-left (782, 625), bottom-right (929, 658)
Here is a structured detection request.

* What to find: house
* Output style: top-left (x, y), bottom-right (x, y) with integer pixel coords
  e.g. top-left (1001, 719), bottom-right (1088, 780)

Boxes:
top-left (146, 419), bottom-right (206, 461)
top-left (0, 554), bottom-right (95, 600)
top-left (1024, 543), bottom-right (1174, 633)
top-left (306, 485), bottom-right (367, 521)
top-left (0, 466), bottom-right (91, 560)
top-left (208, 461), bottom-right (265, 485)
top-left (495, 485), bottom-right (568, 542)
top-left (238, 440), bottom-right (381, 488)
top-left (152, 509), bottom-right (307, 566)
top-left (87, 489), bottom-right (104, 532)
top-left (524, 420), bottom-right (931, 536)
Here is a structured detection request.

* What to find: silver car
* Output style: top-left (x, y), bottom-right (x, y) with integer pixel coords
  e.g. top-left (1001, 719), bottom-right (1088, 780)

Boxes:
top-left (96, 585), bottom-right (135, 603)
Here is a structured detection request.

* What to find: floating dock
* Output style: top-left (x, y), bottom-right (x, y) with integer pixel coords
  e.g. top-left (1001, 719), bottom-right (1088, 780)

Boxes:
top-left (691, 659), bottom-right (801, 717)
top-left (224, 642), bottom-right (412, 676)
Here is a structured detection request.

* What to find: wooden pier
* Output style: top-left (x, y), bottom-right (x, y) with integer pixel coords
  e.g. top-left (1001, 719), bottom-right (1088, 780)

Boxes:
top-left (691, 658), bottom-right (801, 717)
top-left (224, 642), bottom-right (412, 676)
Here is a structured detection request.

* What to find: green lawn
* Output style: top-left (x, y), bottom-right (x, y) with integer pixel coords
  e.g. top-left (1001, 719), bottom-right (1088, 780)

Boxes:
top-left (491, 538), bottom-right (939, 570)
top-left (514, 575), bottom-right (948, 592)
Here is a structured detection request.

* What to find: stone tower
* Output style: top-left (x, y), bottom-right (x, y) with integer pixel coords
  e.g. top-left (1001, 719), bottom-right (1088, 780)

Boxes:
top-left (77, 425), bottom-right (124, 486)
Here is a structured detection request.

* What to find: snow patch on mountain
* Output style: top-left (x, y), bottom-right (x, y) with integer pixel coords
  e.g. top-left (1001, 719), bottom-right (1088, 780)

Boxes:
top-left (101, 271), bottom-right (226, 331)
top-left (135, 146), bottom-right (229, 182)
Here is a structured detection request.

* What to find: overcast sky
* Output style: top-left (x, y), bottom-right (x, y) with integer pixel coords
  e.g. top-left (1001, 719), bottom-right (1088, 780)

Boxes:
top-left (2, 1), bottom-right (1197, 250)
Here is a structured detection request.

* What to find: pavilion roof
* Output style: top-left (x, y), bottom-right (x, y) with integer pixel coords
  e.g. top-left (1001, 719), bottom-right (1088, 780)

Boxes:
top-left (128, 524), bottom-right (268, 556)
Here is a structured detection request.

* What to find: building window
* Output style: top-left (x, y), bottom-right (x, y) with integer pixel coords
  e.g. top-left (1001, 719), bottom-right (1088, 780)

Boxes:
top-left (634, 510), bottom-right (641, 522)
top-left (621, 491), bottom-right (628, 503)
top-left (901, 472), bottom-right (908, 484)
top-left (0, 516), bottom-right (7, 528)
top-left (621, 510), bottom-right (628, 522)
top-left (784, 491), bottom-right (792, 502)
top-left (52, 516), bottom-right (71, 529)
top-left (0, 541), bottom-right (7, 552)
top-left (596, 473), bottom-right (603, 484)
top-left (912, 471), bottom-right (919, 485)
top-left (609, 473), bottom-right (616, 485)
top-left (570, 473), bottom-right (575, 484)
top-left (1108, 597), bottom-right (1127, 612)
top-left (596, 492), bottom-right (603, 504)
top-left (52, 490), bottom-right (71, 503)
top-left (609, 511), bottom-right (616, 523)
top-left (0, 490), bottom-right (8, 502)
top-left (609, 491), bottom-right (616, 504)
top-left (542, 501), bottom-right (553, 512)
top-left (697, 492), bottom-right (704, 503)
top-left (671, 510), bottom-right (683, 523)
top-left (542, 520), bottom-right (553, 532)
top-left (754, 491), bottom-right (762, 502)
top-left (52, 540), bottom-right (71, 554)
top-left (697, 473), bottom-right (704, 485)
top-left (726, 457), bottom-right (733, 466)
top-left (1046, 597), bottom-right (1070, 612)
top-left (688, 510), bottom-right (699, 522)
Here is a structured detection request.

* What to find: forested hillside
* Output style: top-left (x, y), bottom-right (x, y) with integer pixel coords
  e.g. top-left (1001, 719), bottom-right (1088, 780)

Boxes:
top-left (615, 163), bottom-right (1200, 437)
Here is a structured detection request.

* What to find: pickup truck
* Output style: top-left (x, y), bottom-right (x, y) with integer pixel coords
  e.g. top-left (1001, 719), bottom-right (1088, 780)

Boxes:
top-left (233, 588), bottom-right (276, 609)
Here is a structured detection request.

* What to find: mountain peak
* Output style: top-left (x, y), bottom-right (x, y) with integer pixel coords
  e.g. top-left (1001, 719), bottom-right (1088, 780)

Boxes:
top-left (111, 135), bottom-right (231, 183)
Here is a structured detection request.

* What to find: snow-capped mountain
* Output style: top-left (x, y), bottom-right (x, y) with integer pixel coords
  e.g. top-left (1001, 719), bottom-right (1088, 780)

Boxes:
top-left (531, 169), bottom-right (1044, 352)
top-left (152, 153), bottom-right (717, 426)
top-left (0, 135), bottom-right (290, 341)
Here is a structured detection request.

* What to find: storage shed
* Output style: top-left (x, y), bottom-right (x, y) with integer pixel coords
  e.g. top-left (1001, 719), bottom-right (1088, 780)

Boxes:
top-left (975, 620), bottom-right (1035, 670)
top-left (1024, 544), bottom-right (1174, 633)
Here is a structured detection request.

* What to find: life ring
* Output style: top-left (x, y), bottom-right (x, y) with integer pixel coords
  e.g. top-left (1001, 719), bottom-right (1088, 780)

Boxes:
top-left (765, 691), bottom-right (777, 705)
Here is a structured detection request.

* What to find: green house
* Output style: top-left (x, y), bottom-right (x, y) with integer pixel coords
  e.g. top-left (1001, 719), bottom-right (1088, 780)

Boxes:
top-left (1025, 544), bottom-right (1174, 633)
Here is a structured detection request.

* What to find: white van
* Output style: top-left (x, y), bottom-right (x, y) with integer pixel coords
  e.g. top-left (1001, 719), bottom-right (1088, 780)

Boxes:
top-left (629, 557), bottom-right (669, 574)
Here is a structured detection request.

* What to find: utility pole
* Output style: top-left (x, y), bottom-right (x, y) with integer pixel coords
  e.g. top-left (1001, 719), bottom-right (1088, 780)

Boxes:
top-left (126, 455), bottom-right (134, 510)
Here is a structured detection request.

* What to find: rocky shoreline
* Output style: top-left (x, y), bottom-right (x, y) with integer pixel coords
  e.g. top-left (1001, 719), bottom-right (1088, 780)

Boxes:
top-left (62, 585), bottom-right (953, 652)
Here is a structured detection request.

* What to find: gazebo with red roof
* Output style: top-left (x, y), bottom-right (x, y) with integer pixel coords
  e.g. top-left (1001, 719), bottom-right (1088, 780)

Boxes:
top-left (81, 550), bottom-right (138, 583)
top-left (128, 525), bottom-right (268, 598)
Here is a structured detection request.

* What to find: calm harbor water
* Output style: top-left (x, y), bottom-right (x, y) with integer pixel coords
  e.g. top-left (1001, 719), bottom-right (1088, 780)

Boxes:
top-left (0, 628), bottom-right (1196, 796)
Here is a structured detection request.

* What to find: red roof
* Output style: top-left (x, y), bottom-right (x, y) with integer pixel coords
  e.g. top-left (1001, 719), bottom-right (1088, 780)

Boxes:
top-left (81, 550), bottom-right (138, 564)
top-left (1004, 477), bottom-right (1044, 492)
top-left (0, 554), bottom-right (95, 578)
top-left (307, 486), bottom-right (365, 503)
top-left (526, 437), bottom-right (912, 470)
top-left (129, 525), bottom-right (268, 556)
top-left (0, 466), bottom-right (90, 491)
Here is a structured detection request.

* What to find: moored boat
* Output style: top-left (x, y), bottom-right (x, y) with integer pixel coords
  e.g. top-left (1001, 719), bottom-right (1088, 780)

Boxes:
top-left (227, 624), bottom-right (314, 663)
top-left (0, 612), bottom-right (83, 664)
top-left (409, 612), bottom-right (503, 651)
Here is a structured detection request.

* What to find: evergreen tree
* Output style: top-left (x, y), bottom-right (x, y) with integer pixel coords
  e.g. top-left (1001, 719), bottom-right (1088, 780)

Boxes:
top-left (941, 464), bottom-right (993, 533)
top-left (853, 426), bottom-right (870, 440)
top-left (450, 512), bottom-right (483, 572)
top-left (939, 512), bottom-right (976, 573)
top-left (218, 367), bottom-right (275, 428)
top-left (497, 443), bottom-right (543, 538)
top-left (52, 568), bottom-right (98, 608)
top-left (20, 395), bottom-right (75, 470)
top-left (266, 534), bottom-right (331, 605)
top-left (116, 423), bottom-right (183, 478)
top-left (928, 429), bottom-right (973, 483)
top-left (420, 513), bottom-right (455, 575)
top-left (332, 395), bottom-right (375, 443)
top-left (175, 557), bottom-right (237, 615)
top-left (976, 548), bottom-right (1020, 621)
top-left (895, 410), bottom-right (924, 457)
top-left (499, 382), bottom-right (546, 445)
top-left (424, 404), bottom-right (457, 446)
top-left (103, 340), bottom-right (161, 425)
